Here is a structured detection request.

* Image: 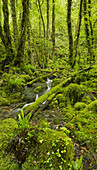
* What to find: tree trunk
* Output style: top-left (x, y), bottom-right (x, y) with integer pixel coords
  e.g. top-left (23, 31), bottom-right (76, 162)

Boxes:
top-left (88, 0), bottom-right (95, 62)
top-left (52, 0), bottom-right (55, 62)
top-left (73, 0), bottom-right (83, 66)
top-left (67, 0), bottom-right (73, 67)
top-left (10, 0), bottom-right (18, 49)
top-left (84, 0), bottom-right (93, 64)
top-left (47, 0), bottom-right (49, 39)
top-left (14, 0), bottom-right (29, 67)
top-left (46, 0), bottom-right (50, 64)
top-left (2, 0), bottom-right (15, 68)
top-left (37, 0), bottom-right (45, 38)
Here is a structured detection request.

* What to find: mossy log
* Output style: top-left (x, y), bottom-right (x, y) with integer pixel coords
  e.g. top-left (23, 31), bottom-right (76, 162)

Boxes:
top-left (30, 92), bottom-right (58, 119)
top-left (24, 67), bottom-right (93, 119)
top-left (24, 77), bottom-right (72, 117)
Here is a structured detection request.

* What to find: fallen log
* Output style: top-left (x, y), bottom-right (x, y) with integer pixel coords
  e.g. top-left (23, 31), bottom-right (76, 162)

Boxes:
top-left (24, 67), bottom-right (93, 119)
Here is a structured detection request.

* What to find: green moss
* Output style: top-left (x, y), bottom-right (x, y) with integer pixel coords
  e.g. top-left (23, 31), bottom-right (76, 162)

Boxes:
top-left (34, 86), bottom-right (41, 93)
top-left (0, 119), bottom-right (19, 169)
top-left (82, 95), bottom-right (92, 104)
top-left (53, 118), bottom-right (60, 124)
top-left (52, 79), bottom-right (62, 87)
top-left (24, 64), bottom-right (35, 74)
top-left (74, 102), bottom-right (87, 111)
top-left (0, 97), bottom-right (10, 106)
top-left (25, 78), bottom-right (72, 115)
top-left (0, 153), bottom-right (19, 170)
top-left (22, 128), bottom-right (74, 170)
top-left (56, 94), bottom-right (65, 103)
top-left (20, 74), bottom-right (31, 81)
top-left (39, 119), bottom-right (50, 128)
top-left (0, 118), bottom-right (17, 150)
top-left (0, 117), bottom-right (73, 169)
top-left (9, 75), bottom-right (25, 91)
top-left (64, 83), bottom-right (82, 105)
top-left (86, 100), bottom-right (97, 112)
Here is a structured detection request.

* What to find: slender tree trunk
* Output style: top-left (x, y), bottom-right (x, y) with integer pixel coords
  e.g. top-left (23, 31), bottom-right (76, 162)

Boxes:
top-left (88, 0), bottom-right (95, 62)
top-left (37, 0), bottom-right (45, 38)
top-left (84, 0), bottom-right (93, 64)
top-left (10, 0), bottom-right (18, 49)
top-left (47, 0), bottom-right (49, 39)
top-left (39, 15), bottom-right (41, 38)
top-left (73, 0), bottom-right (83, 66)
top-left (14, 0), bottom-right (29, 66)
top-left (2, 0), bottom-right (15, 68)
top-left (46, 0), bottom-right (50, 64)
top-left (67, 0), bottom-right (73, 66)
top-left (52, 0), bottom-right (55, 62)
top-left (27, 2), bottom-right (33, 64)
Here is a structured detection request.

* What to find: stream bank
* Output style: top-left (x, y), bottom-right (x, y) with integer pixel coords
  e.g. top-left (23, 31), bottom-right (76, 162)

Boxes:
top-left (0, 66), bottom-right (97, 169)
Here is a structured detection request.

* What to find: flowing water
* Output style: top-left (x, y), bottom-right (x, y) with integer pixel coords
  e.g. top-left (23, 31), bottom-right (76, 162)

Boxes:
top-left (12, 78), bottom-right (52, 114)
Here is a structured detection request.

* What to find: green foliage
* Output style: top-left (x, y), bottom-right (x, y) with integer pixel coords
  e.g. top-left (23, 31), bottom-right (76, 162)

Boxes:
top-left (0, 118), bottom-right (17, 150)
top-left (22, 128), bottom-right (74, 170)
top-left (16, 109), bottom-right (31, 130)
top-left (65, 108), bottom-right (97, 143)
top-left (24, 64), bottom-right (36, 75)
top-left (34, 86), bottom-right (41, 93)
top-left (69, 155), bottom-right (83, 170)
top-left (86, 100), bottom-right (97, 112)
top-left (0, 116), bottom-right (74, 169)
top-left (74, 102), bottom-right (87, 111)
top-left (0, 97), bottom-right (10, 106)
top-left (9, 75), bottom-right (25, 91)
top-left (38, 119), bottom-right (50, 129)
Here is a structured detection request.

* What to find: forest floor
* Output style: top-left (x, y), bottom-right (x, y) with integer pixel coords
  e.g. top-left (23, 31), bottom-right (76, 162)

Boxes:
top-left (0, 105), bottom-right (97, 170)
top-left (0, 63), bottom-right (97, 169)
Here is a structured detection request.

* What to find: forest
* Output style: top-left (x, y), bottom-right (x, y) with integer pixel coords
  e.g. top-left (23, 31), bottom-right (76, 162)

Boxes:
top-left (0, 0), bottom-right (97, 169)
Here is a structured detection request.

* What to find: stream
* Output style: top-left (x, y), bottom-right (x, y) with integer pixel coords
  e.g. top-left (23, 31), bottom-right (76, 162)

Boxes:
top-left (1, 78), bottom-right (53, 119)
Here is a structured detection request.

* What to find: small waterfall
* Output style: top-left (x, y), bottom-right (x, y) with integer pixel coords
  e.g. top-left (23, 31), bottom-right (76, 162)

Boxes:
top-left (23, 102), bottom-right (34, 109)
top-left (45, 78), bottom-right (52, 93)
top-left (12, 77), bottom-right (52, 113)
top-left (35, 94), bottom-right (39, 100)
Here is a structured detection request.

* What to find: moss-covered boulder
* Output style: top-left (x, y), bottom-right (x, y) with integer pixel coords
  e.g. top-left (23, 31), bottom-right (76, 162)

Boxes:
top-left (0, 118), bottom-right (19, 169)
top-left (0, 118), bottom-right (17, 150)
top-left (64, 83), bottom-right (82, 105)
top-left (86, 100), bottom-right (97, 112)
top-left (74, 102), bottom-right (87, 111)
top-left (0, 118), bottom-right (74, 170)
top-left (22, 127), bottom-right (74, 170)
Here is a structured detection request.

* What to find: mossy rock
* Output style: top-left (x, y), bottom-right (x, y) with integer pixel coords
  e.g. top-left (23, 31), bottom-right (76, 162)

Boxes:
top-left (0, 153), bottom-right (19, 170)
top-left (74, 102), bottom-right (87, 111)
top-left (22, 128), bottom-right (74, 170)
top-left (0, 118), bottom-right (74, 169)
top-left (0, 118), bottom-right (17, 150)
top-left (86, 100), bottom-right (97, 112)
top-left (0, 118), bottom-right (19, 169)
top-left (56, 94), bottom-right (65, 103)
top-left (82, 95), bottom-right (92, 104)
top-left (64, 83), bottom-right (82, 105)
